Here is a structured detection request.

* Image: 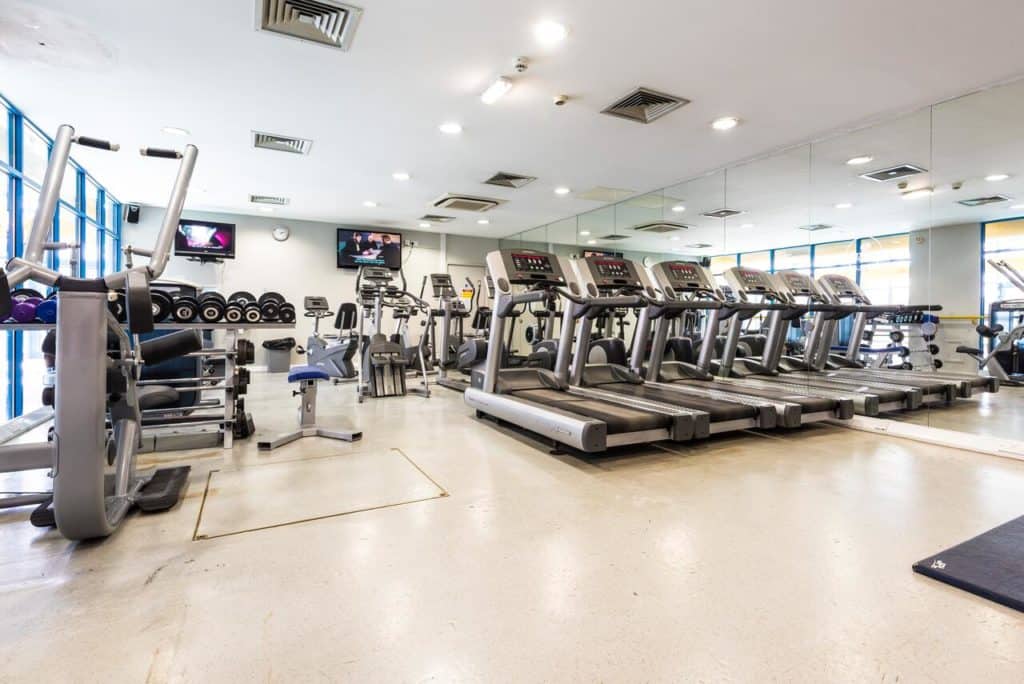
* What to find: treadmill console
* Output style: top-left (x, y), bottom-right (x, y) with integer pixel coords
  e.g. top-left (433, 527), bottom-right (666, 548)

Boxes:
top-left (818, 273), bottom-right (861, 298)
top-left (773, 270), bottom-right (816, 296)
top-left (487, 250), bottom-right (567, 293)
top-left (304, 296), bottom-right (330, 311)
top-left (578, 256), bottom-right (643, 289)
top-left (429, 273), bottom-right (456, 298)
top-left (724, 266), bottom-right (781, 297)
top-left (650, 261), bottom-right (716, 294)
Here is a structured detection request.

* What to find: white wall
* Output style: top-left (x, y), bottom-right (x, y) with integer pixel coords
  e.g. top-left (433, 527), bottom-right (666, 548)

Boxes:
top-left (126, 206), bottom-right (498, 365)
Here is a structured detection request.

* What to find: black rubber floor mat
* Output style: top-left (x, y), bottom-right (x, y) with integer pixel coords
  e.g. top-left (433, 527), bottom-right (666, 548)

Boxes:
top-left (913, 515), bottom-right (1024, 612)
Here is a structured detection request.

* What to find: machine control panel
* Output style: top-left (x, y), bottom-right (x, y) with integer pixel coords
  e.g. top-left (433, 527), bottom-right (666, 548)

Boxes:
top-left (578, 256), bottom-right (642, 289)
top-left (304, 296), bottom-right (330, 311)
top-left (724, 266), bottom-right (781, 296)
top-left (818, 273), bottom-right (861, 297)
top-left (362, 266), bottom-right (395, 283)
top-left (429, 273), bottom-right (455, 298)
top-left (488, 250), bottom-right (567, 291)
top-left (774, 270), bottom-right (815, 295)
top-left (651, 260), bottom-right (717, 292)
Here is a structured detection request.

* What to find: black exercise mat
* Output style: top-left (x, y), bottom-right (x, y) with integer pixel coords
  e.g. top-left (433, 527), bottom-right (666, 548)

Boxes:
top-left (913, 515), bottom-right (1024, 612)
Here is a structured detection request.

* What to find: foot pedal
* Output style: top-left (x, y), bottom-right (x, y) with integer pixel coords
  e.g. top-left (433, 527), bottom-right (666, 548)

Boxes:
top-left (135, 466), bottom-right (191, 512)
top-left (29, 497), bottom-right (55, 528)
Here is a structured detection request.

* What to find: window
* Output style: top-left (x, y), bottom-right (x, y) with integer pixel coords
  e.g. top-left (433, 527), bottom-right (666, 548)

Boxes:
top-left (104, 196), bottom-right (115, 228)
top-left (858, 235), bottom-right (910, 305)
top-left (83, 220), bottom-right (102, 277)
top-left (60, 163), bottom-right (78, 206)
top-left (86, 178), bottom-right (99, 221)
top-left (1, 173), bottom-right (9, 263)
top-left (104, 230), bottom-right (117, 273)
top-left (739, 250), bottom-right (771, 271)
top-left (22, 125), bottom-right (49, 183)
top-left (709, 254), bottom-right (738, 275)
top-left (983, 220), bottom-right (1024, 330)
top-left (0, 106), bottom-right (8, 166)
top-left (19, 330), bottom-right (48, 415)
top-left (58, 206), bottom-right (80, 275)
top-left (774, 245), bottom-right (811, 273)
top-left (813, 240), bottom-right (857, 270)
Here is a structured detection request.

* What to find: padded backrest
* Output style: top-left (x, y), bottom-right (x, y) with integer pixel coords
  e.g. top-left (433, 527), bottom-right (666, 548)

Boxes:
top-left (335, 302), bottom-right (358, 331)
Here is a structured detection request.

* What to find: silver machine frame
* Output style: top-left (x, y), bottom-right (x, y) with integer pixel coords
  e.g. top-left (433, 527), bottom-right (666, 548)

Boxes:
top-left (0, 124), bottom-right (197, 539)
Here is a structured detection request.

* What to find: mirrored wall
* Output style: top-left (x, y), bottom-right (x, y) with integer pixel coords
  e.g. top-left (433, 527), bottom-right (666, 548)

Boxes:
top-left (500, 76), bottom-right (1024, 441)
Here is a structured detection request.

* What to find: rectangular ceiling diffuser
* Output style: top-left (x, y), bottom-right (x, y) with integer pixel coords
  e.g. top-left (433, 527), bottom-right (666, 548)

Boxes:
top-left (601, 87), bottom-right (690, 124)
top-left (599, 234), bottom-right (631, 241)
top-left (432, 194), bottom-right (504, 212)
top-left (859, 163), bottom-right (927, 182)
top-left (702, 208), bottom-right (744, 219)
top-left (252, 131), bottom-right (313, 155)
top-left (484, 172), bottom-right (537, 189)
top-left (957, 195), bottom-right (1012, 207)
top-left (631, 222), bottom-right (689, 233)
top-left (250, 194), bottom-right (290, 205)
top-left (797, 224), bottom-right (833, 232)
top-left (257, 0), bottom-right (363, 51)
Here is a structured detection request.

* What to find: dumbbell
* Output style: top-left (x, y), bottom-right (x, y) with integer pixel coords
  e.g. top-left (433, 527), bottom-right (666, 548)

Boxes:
top-left (235, 339), bottom-right (254, 366)
top-left (934, 359), bottom-right (944, 370)
top-left (243, 302), bottom-right (262, 324)
top-left (223, 300), bottom-right (245, 324)
top-left (172, 295), bottom-right (199, 323)
top-left (278, 302), bottom-right (296, 324)
top-left (229, 291), bottom-right (257, 306)
top-left (151, 290), bottom-right (174, 323)
top-left (198, 292), bottom-right (227, 323)
top-left (36, 293), bottom-right (58, 324)
top-left (258, 292), bottom-right (286, 321)
top-left (889, 330), bottom-right (905, 344)
top-left (10, 289), bottom-right (44, 323)
top-left (928, 343), bottom-right (940, 356)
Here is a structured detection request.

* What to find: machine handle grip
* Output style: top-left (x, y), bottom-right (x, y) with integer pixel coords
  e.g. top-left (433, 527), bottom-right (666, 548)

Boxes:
top-left (140, 147), bottom-right (183, 159)
top-left (74, 136), bottom-right (120, 151)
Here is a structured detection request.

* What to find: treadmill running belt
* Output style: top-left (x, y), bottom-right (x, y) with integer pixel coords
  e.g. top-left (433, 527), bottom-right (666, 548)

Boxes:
top-left (913, 515), bottom-right (1024, 613)
top-left (598, 383), bottom-right (757, 422)
top-left (672, 379), bottom-right (837, 413)
top-left (512, 389), bottom-right (671, 434)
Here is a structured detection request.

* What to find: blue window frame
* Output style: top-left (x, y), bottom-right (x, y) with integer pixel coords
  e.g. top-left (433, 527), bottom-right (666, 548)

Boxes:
top-left (1, 92), bottom-right (124, 418)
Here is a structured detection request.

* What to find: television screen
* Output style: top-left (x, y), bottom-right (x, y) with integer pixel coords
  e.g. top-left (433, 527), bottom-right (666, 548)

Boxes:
top-left (583, 249), bottom-right (624, 258)
top-left (337, 229), bottom-right (403, 270)
top-left (174, 220), bottom-right (235, 259)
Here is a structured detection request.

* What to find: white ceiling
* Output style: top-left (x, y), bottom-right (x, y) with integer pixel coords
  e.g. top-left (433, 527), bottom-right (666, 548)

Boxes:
top-left (3, 0), bottom-right (1024, 241)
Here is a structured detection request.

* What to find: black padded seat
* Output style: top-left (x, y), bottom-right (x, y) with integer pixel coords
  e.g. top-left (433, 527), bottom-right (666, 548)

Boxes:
top-left (137, 385), bottom-right (180, 410)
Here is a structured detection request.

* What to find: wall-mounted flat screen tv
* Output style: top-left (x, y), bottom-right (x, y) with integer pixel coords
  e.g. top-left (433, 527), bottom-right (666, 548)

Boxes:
top-left (337, 229), bottom-right (403, 270)
top-left (174, 220), bottom-right (236, 259)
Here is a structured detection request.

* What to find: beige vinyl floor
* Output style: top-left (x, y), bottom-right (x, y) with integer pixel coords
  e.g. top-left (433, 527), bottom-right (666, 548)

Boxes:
top-left (1, 373), bottom-right (1023, 683)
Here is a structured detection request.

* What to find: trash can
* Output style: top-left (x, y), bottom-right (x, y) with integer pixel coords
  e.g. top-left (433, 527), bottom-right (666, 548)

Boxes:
top-left (263, 337), bottom-right (296, 373)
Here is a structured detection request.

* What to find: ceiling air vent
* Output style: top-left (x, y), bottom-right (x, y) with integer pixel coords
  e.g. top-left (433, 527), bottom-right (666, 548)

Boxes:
top-left (631, 221), bottom-right (689, 234)
top-left (253, 131), bottom-right (313, 155)
top-left (702, 208), bottom-right (744, 219)
top-left (256, 0), bottom-right (363, 51)
top-left (599, 234), bottom-right (631, 241)
top-left (798, 224), bottom-right (833, 232)
top-left (432, 194), bottom-right (504, 212)
top-left (250, 194), bottom-right (290, 205)
top-left (686, 243), bottom-right (714, 249)
top-left (484, 172), bottom-right (536, 189)
top-left (958, 195), bottom-right (1012, 207)
top-left (859, 163), bottom-right (927, 182)
top-left (576, 186), bottom-right (636, 202)
top-left (419, 214), bottom-right (456, 223)
top-left (601, 87), bottom-right (690, 124)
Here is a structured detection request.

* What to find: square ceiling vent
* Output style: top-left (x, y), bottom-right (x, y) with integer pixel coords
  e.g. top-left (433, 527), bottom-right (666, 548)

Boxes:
top-left (631, 221), bottom-right (689, 233)
top-left (432, 194), bottom-right (504, 212)
top-left (256, 0), bottom-right (363, 51)
top-left (253, 131), bottom-right (313, 155)
top-left (599, 234), bottom-right (631, 241)
top-left (702, 208), bottom-right (744, 219)
top-left (576, 186), bottom-right (636, 202)
top-left (859, 163), bottom-right (927, 182)
top-left (798, 224), bottom-right (833, 232)
top-left (957, 195), bottom-right (1012, 207)
top-left (483, 172), bottom-right (536, 189)
top-left (419, 214), bottom-right (456, 223)
top-left (686, 243), bottom-right (714, 249)
top-left (601, 87), bottom-right (690, 124)
top-left (250, 194), bottom-right (290, 205)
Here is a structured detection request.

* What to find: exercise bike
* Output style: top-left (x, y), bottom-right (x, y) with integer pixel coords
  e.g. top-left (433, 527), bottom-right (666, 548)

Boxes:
top-left (0, 125), bottom-right (200, 540)
top-left (957, 259), bottom-right (1024, 385)
top-left (299, 296), bottom-right (358, 381)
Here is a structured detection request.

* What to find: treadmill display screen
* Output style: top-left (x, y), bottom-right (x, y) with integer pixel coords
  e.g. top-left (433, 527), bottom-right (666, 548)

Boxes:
top-left (821, 274), bottom-right (857, 294)
top-left (667, 262), bottom-right (704, 284)
top-left (735, 268), bottom-right (771, 291)
top-left (779, 272), bottom-right (812, 292)
top-left (594, 259), bottom-right (632, 279)
top-left (511, 253), bottom-right (555, 274)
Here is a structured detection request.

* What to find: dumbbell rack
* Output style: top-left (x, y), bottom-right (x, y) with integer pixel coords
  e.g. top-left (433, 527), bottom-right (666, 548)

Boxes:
top-left (0, 321), bottom-right (294, 450)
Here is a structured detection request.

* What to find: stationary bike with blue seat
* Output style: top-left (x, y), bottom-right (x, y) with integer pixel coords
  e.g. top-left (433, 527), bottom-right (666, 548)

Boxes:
top-left (257, 364), bottom-right (362, 451)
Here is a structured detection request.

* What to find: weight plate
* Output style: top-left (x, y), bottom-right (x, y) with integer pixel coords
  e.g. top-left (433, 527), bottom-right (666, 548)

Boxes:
top-left (199, 303), bottom-right (223, 323)
top-left (199, 291), bottom-right (227, 306)
top-left (150, 290), bottom-right (174, 322)
top-left (257, 292), bottom-right (286, 307)
top-left (928, 344), bottom-right (940, 356)
top-left (228, 291), bottom-right (257, 305)
top-left (10, 288), bottom-right (44, 301)
top-left (933, 359), bottom-right (944, 369)
top-left (889, 331), bottom-right (905, 343)
top-left (243, 303), bottom-right (262, 323)
top-left (224, 306), bottom-right (244, 324)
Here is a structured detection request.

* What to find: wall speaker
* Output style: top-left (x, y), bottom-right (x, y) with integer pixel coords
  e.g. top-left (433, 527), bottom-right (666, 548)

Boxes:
top-left (125, 204), bottom-right (141, 224)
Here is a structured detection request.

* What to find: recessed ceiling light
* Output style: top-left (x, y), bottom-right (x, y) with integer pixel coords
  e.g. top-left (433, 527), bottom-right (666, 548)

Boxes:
top-left (162, 126), bottom-right (190, 136)
top-left (534, 20), bottom-right (568, 45)
top-left (670, 236), bottom-right (681, 241)
top-left (363, 201), bottom-right (378, 208)
top-left (392, 172), bottom-right (410, 181)
top-left (835, 202), bottom-right (853, 209)
top-left (477, 219), bottom-right (490, 225)
top-left (554, 187), bottom-right (571, 195)
top-left (711, 116), bottom-right (740, 131)
top-left (986, 173), bottom-right (1010, 182)
top-left (587, 239), bottom-right (596, 245)
top-left (481, 77), bottom-right (513, 105)
top-left (579, 230), bottom-right (591, 236)
top-left (902, 188), bottom-right (933, 200)
top-left (741, 223), bottom-right (754, 229)
top-left (258, 207), bottom-right (274, 213)
top-left (671, 204), bottom-right (686, 213)
top-left (846, 155), bottom-right (874, 166)
top-left (419, 222), bottom-right (431, 228)
top-left (439, 122), bottom-right (463, 135)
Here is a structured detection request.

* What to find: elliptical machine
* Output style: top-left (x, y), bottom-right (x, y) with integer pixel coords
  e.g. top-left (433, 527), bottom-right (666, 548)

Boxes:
top-left (0, 125), bottom-right (200, 540)
top-left (300, 296), bottom-right (358, 380)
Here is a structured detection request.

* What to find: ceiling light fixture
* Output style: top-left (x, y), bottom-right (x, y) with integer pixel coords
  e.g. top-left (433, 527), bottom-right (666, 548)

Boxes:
top-left (162, 126), bottom-right (190, 136)
top-left (741, 223), bottom-right (754, 229)
top-left (579, 230), bottom-right (591, 236)
top-left (481, 77), bottom-right (513, 105)
top-left (419, 222), bottom-right (431, 228)
top-left (835, 202), bottom-right (853, 209)
top-left (363, 201), bottom-right (378, 208)
top-left (477, 219), bottom-right (490, 225)
top-left (670, 236), bottom-right (681, 241)
top-left (711, 116), bottom-right (740, 131)
top-left (986, 173), bottom-right (1010, 182)
top-left (554, 187), bottom-right (571, 196)
top-left (534, 20), bottom-right (568, 45)
top-left (902, 188), bottom-right (934, 200)
top-left (392, 172), bottom-right (410, 181)
top-left (586, 239), bottom-right (597, 245)
top-left (258, 207), bottom-right (274, 213)
top-left (846, 155), bottom-right (874, 166)
top-left (671, 204), bottom-right (686, 213)
top-left (439, 122), bottom-right (463, 135)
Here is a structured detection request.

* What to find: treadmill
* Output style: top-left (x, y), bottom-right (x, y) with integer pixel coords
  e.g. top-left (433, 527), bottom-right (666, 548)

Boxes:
top-left (464, 249), bottom-right (704, 453)
top-left (813, 272), bottom-right (996, 395)
top-left (710, 266), bottom-right (937, 414)
top-left (559, 256), bottom-right (779, 435)
top-left (631, 260), bottom-right (855, 426)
